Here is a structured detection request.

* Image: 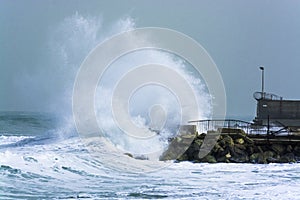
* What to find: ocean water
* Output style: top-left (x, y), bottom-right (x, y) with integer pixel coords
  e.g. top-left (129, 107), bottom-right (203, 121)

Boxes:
top-left (1, 112), bottom-right (300, 200)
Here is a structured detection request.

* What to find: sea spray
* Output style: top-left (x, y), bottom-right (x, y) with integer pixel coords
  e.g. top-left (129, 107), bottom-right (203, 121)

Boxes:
top-left (94, 50), bottom-right (212, 158)
top-left (14, 13), bottom-right (212, 158)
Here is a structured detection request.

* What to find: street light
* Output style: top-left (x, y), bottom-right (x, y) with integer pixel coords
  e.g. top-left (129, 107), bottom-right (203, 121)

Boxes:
top-left (259, 66), bottom-right (265, 98)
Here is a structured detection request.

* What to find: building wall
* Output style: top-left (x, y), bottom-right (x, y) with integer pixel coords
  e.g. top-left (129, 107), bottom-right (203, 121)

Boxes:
top-left (255, 99), bottom-right (300, 128)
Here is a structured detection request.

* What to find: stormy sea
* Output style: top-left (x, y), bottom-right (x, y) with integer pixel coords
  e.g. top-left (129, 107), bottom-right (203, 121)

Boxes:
top-left (0, 112), bottom-right (299, 199)
top-left (1, 14), bottom-right (300, 199)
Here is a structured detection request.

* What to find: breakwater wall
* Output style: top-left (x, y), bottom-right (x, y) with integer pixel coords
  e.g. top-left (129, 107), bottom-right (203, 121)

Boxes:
top-left (160, 129), bottom-right (300, 163)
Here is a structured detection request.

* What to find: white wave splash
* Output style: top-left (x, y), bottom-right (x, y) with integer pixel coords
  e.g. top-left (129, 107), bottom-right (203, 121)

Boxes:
top-left (0, 135), bottom-right (34, 146)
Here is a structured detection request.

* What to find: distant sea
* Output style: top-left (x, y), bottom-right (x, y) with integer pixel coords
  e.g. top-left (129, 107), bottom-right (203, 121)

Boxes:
top-left (1, 111), bottom-right (299, 199)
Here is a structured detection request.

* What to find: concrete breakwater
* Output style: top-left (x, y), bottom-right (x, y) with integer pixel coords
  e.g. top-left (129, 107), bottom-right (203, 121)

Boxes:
top-left (160, 129), bottom-right (300, 163)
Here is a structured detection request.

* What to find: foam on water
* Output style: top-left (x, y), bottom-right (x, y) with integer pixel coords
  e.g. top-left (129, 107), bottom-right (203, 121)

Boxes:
top-left (0, 135), bottom-right (34, 146)
top-left (1, 135), bottom-right (300, 199)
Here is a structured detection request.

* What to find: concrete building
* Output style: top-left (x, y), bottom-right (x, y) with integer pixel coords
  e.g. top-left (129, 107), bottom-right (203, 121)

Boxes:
top-left (253, 92), bottom-right (300, 130)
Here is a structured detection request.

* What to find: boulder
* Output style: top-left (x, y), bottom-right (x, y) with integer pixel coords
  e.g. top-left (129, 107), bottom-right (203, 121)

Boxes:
top-left (246, 146), bottom-right (255, 155)
top-left (286, 145), bottom-right (293, 153)
top-left (254, 146), bottom-right (264, 153)
top-left (257, 153), bottom-right (267, 164)
top-left (294, 146), bottom-right (300, 156)
top-left (233, 145), bottom-right (247, 155)
top-left (160, 134), bottom-right (196, 161)
top-left (230, 154), bottom-right (249, 163)
top-left (225, 153), bottom-right (231, 159)
top-left (212, 143), bottom-right (224, 153)
top-left (249, 153), bottom-right (267, 164)
top-left (216, 156), bottom-right (230, 163)
top-left (279, 153), bottom-right (296, 163)
top-left (201, 155), bottom-right (217, 163)
top-left (263, 151), bottom-right (276, 162)
top-left (124, 153), bottom-right (133, 158)
top-left (197, 133), bottom-right (206, 139)
top-left (249, 153), bottom-right (259, 163)
top-left (235, 138), bottom-right (244, 145)
top-left (219, 135), bottom-right (234, 148)
top-left (194, 139), bottom-right (203, 146)
top-left (230, 145), bottom-right (249, 163)
top-left (235, 144), bottom-right (246, 150)
top-left (271, 144), bottom-right (286, 155)
top-left (177, 153), bottom-right (189, 162)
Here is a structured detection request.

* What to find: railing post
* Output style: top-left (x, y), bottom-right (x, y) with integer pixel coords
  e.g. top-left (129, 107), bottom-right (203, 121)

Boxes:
top-left (208, 120), bottom-right (210, 131)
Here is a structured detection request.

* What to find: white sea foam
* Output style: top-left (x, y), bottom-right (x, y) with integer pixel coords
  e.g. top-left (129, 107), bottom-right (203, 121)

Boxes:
top-left (0, 135), bottom-right (33, 146)
top-left (1, 137), bottom-right (300, 199)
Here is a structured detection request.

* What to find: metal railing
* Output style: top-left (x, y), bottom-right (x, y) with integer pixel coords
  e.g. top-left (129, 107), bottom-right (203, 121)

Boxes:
top-left (188, 119), bottom-right (290, 135)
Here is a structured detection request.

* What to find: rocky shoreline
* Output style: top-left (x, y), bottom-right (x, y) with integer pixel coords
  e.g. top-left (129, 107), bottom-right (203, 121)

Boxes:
top-left (160, 129), bottom-right (300, 164)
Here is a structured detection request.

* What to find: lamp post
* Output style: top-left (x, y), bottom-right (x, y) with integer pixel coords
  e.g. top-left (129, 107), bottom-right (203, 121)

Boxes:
top-left (259, 66), bottom-right (265, 98)
top-left (259, 66), bottom-right (270, 139)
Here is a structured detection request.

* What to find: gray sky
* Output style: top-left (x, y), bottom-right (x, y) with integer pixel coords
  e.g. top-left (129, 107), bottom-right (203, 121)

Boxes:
top-left (1, 0), bottom-right (300, 120)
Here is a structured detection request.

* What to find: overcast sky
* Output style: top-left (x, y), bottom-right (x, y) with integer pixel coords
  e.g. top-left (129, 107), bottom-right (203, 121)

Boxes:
top-left (1, 0), bottom-right (300, 120)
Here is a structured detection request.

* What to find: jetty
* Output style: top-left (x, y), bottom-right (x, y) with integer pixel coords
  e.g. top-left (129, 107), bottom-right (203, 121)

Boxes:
top-left (160, 89), bottom-right (300, 163)
top-left (160, 119), bottom-right (300, 163)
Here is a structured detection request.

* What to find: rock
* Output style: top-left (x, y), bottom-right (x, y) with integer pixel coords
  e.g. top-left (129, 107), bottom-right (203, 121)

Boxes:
top-left (246, 146), bottom-right (255, 155)
top-left (242, 136), bottom-right (254, 144)
top-left (134, 155), bottom-right (149, 160)
top-left (230, 154), bottom-right (249, 163)
top-left (250, 153), bottom-right (259, 163)
top-left (214, 145), bottom-right (227, 159)
top-left (254, 146), bottom-right (264, 153)
top-left (271, 144), bottom-right (286, 155)
top-left (230, 145), bottom-right (249, 163)
top-left (279, 153), bottom-right (296, 163)
top-left (124, 153), bottom-right (133, 158)
top-left (215, 146), bottom-right (230, 158)
top-left (264, 151), bottom-right (276, 162)
top-left (185, 142), bottom-right (200, 161)
top-left (264, 151), bottom-right (274, 158)
top-left (177, 153), bottom-right (189, 162)
top-left (249, 153), bottom-right (267, 164)
top-left (160, 134), bottom-right (195, 161)
top-left (160, 145), bottom-right (182, 161)
top-left (257, 153), bottom-right (267, 164)
top-left (260, 145), bottom-right (270, 152)
top-left (216, 156), bottom-right (230, 163)
top-left (229, 132), bottom-right (253, 144)
top-left (197, 133), bottom-right (206, 139)
top-left (219, 135), bottom-right (234, 148)
top-left (235, 138), bottom-right (244, 145)
top-left (194, 139), bottom-right (203, 146)
top-left (233, 145), bottom-right (247, 155)
top-left (286, 145), bottom-right (293, 153)
top-left (294, 146), bottom-right (300, 156)
top-left (225, 153), bottom-right (231, 159)
top-left (266, 157), bottom-right (279, 163)
top-left (188, 142), bottom-right (201, 153)
top-left (202, 155), bottom-right (217, 163)
top-left (212, 143), bottom-right (224, 153)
